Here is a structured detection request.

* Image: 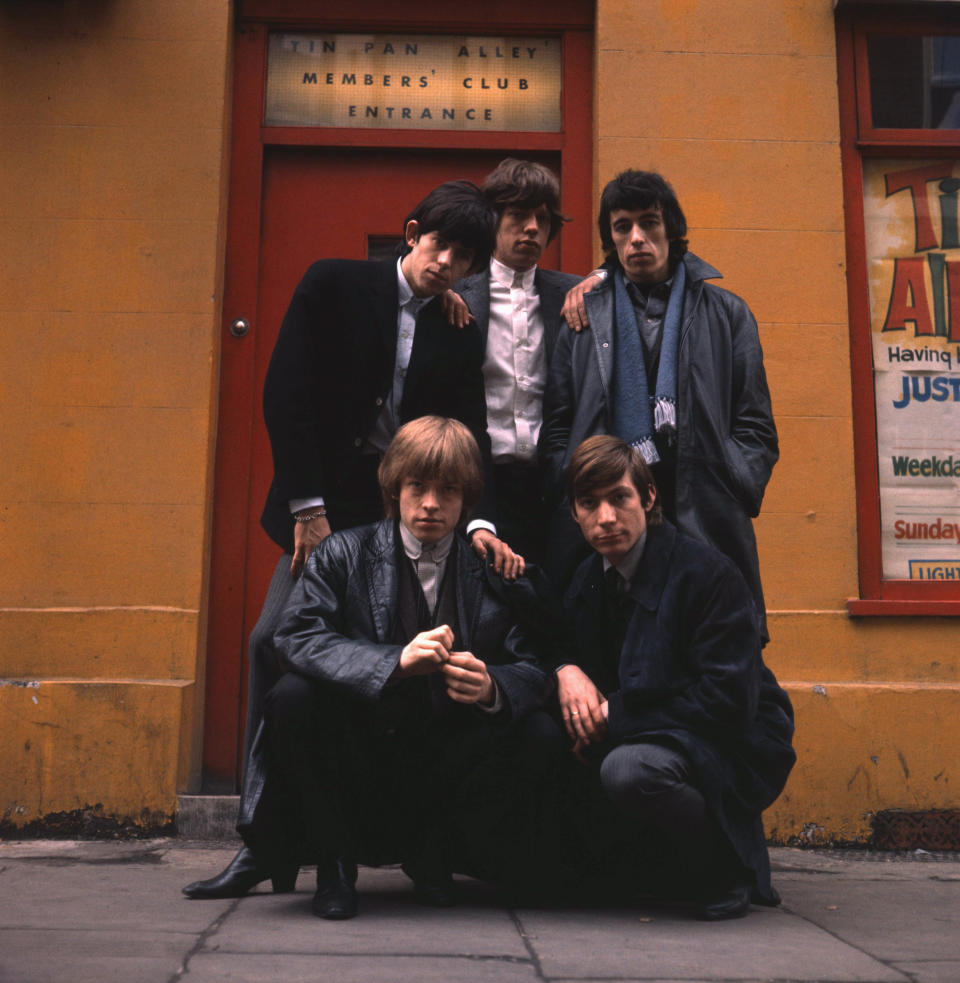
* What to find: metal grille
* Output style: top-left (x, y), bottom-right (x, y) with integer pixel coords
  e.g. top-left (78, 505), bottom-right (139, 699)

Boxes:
top-left (871, 810), bottom-right (960, 850)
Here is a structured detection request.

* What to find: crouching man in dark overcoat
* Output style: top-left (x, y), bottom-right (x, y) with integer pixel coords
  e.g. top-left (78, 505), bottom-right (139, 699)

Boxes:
top-left (240, 416), bottom-right (562, 919)
top-left (555, 434), bottom-right (795, 920)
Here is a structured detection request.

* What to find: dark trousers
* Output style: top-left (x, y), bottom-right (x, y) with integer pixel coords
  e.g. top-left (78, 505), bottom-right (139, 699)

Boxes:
top-left (492, 461), bottom-right (549, 566)
top-left (242, 457), bottom-right (384, 767)
top-left (597, 743), bottom-right (748, 894)
top-left (252, 671), bottom-right (565, 884)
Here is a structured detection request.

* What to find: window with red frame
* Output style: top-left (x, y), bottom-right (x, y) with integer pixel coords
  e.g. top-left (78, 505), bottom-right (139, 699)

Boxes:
top-left (837, 5), bottom-right (960, 615)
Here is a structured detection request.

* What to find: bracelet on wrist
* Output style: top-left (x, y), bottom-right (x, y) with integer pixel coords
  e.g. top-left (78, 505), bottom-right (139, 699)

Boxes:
top-left (294, 508), bottom-right (326, 523)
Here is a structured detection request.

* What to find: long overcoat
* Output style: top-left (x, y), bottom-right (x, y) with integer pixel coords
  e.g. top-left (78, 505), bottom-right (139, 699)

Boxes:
top-left (564, 520), bottom-right (795, 899)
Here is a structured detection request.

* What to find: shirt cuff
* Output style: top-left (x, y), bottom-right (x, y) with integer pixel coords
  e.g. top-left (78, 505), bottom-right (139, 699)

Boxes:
top-left (477, 679), bottom-right (503, 714)
top-left (290, 496), bottom-right (325, 515)
top-left (588, 268), bottom-right (608, 281)
top-left (466, 519), bottom-right (497, 537)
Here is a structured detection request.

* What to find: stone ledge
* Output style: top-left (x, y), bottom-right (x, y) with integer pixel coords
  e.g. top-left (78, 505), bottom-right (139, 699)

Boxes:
top-left (176, 794), bottom-right (238, 840)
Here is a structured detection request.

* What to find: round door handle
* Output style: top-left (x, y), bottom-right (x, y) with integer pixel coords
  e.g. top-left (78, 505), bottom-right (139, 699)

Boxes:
top-left (229, 318), bottom-right (251, 338)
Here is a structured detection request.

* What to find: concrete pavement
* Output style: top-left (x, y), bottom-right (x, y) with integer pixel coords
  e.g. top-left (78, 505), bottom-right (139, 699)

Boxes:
top-left (1, 840), bottom-right (958, 982)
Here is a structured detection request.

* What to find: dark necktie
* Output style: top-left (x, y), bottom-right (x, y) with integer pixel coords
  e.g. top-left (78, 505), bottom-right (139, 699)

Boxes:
top-left (603, 566), bottom-right (631, 675)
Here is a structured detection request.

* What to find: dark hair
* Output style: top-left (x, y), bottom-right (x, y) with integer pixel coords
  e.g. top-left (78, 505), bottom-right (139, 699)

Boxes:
top-left (566, 434), bottom-right (662, 526)
top-left (378, 416), bottom-right (483, 522)
top-left (481, 158), bottom-right (569, 243)
top-left (597, 170), bottom-right (688, 268)
top-left (401, 180), bottom-right (496, 273)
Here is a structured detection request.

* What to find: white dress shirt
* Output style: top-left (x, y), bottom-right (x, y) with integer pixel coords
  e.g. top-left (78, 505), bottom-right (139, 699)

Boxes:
top-left (399, 522), bottom-right (454, 613)
top-left (466, 257), bottom-right (547, 539)
top-left (482, 257), bottom-right (547, 464)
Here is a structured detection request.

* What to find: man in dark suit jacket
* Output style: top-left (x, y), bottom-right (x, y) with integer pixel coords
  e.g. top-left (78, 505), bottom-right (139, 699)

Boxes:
top-left (243, 417), bottom-right (560, 919)
top-left (184, 182), bottom-right (499, 901)
top-left (556, 434), bottom-right (795, 920)
top-left (453, 159), bottom-right (581, 566)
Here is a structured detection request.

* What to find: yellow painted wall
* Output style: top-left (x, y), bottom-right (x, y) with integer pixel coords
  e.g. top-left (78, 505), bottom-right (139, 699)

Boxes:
top-left (596, 0), bottom-right (958, 842)
top-left (0, 0), bottom-right (232, 827)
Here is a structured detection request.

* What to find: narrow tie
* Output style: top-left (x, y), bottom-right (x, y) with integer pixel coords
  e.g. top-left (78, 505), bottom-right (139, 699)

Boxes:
top-left (418, 544), bottom-right (439, 613)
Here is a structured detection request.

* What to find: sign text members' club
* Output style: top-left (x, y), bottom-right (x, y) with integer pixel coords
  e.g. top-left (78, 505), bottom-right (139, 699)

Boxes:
top-left (265, 34), bottom-right (562, 132)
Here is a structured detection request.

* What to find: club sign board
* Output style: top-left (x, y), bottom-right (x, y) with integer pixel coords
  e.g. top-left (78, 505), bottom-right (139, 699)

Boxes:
top-left (265, 33), bottom-right (561, 132)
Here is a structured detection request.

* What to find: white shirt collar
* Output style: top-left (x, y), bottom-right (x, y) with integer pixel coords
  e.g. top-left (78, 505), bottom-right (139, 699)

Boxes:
top-left (490, 255), bottom-right (536, 290)
top-left (601, 530), bottom-right (647, 587)
top-left (399, 520), bottom-right (455, 562)
top-left (396, 258), bottom-right (428, 312)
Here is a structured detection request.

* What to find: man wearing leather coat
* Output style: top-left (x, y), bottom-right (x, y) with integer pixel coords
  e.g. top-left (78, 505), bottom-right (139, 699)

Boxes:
top-left (240, 417), bottom-right (560, 919)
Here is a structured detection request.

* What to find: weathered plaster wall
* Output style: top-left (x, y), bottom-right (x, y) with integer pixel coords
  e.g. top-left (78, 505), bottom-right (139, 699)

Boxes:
top-left (0, 0), bottom-right (232, 828)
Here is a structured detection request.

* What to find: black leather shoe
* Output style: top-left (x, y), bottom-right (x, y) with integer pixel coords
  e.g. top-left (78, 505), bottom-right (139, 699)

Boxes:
top-left (182, 846), bottom-right (298, 899)
top-left (402, 862), bottom-right (456, 908)
top-left (312, 859), bottom-right (358, 920)
top-left (695, 882), bottom-right (752, 921)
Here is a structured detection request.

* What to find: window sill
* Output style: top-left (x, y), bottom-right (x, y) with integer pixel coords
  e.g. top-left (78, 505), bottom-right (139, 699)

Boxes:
top-left (847, 598), bottom-right (960, 617)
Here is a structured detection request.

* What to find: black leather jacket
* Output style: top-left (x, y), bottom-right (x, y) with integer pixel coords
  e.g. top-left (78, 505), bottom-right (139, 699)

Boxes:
top-left (238, 520), bottom-right (551, 830)
top-left (541, 252), bottom-right (779, 640)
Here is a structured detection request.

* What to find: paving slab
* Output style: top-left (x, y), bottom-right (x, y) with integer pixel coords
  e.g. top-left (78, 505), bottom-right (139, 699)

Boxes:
top-left (0, 928), bottom-right (195, 983)
top-left (778, 864), bottom-right (960, 965)
top-left (207, 868), bottom-right (530, 958)
top-left (0, 844), bottom-right (230, 934)
top-left (1, 842), bottom-right (958, 983)
top-left (890, 961), bottom-right (960, 982)
top-left (517, 903), bottom-right (909, 982)
top-left (183, 953), bottom-right (539, 982)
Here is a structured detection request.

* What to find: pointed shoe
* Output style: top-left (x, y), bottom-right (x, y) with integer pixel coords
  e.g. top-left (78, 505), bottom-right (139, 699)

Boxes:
top-left (182, 845), bottom-right (298, 899)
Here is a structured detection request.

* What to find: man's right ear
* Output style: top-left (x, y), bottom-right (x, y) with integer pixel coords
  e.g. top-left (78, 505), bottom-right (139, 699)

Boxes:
top-left (404, 220), bottom-right (420, 248)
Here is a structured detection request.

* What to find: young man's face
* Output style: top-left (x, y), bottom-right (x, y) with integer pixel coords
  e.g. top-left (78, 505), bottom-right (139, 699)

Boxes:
top-left (493, 203), bottom-right (551, 272)
top-left (609, 206), bottom-right (671, 285)
top-left (397, 476), bottom-right (464, 544)
top-left (571, 470), bottom-right (656, 564)
top-left (401, 220), bottom-right (475, 297)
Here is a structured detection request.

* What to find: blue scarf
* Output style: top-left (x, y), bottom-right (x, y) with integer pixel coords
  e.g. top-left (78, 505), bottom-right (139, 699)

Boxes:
top-left (611, 260), bottom-right (685, 464)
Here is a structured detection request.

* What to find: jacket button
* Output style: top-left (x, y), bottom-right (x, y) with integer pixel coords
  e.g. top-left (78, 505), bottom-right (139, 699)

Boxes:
top-left (354, 437), bottom-right (362, 447)
top-left (375, 397), bottom-right (384, 406)
top-left (602, 342), bottom-right (609, 348)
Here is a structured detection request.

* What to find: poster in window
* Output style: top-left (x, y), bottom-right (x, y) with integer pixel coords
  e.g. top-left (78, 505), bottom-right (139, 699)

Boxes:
top-left (864, 158), bottom-right (960, 582)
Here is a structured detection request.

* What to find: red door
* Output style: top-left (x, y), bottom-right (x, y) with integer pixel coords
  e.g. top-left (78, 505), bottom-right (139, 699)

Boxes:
top-left (204, 147), bottom-right (563, 787)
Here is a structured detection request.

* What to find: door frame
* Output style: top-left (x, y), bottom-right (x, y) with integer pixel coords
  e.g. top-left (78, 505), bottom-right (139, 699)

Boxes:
top-left (203, 0), bottom-right (595, 787)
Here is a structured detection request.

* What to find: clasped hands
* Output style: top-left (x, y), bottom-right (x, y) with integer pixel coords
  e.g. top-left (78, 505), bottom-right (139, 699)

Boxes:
top-left (556, 664), bottom-right (608, 761)
top-left (395, 624), bottom-right (495, 707)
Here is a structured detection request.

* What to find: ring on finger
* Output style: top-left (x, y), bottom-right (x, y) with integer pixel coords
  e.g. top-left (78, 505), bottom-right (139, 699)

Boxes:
top-left (570, 711), bottom-right (580, 716)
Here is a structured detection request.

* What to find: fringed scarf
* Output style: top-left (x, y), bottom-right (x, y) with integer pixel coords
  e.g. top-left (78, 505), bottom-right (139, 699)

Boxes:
top-left (611, 260), bottom-right (685, 464)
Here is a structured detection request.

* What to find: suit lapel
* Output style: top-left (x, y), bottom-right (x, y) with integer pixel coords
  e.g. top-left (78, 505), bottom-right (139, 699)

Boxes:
top-left (365, 521), bottom-right (400, 643)
top-left (536, 269), bottom-right (564, 365)
top-left (401, 297), bottom-right (444, 414)
top-left (626, 522), bottom-right (675, 612)
top-left (458, 273), bottom-right (491, 349)
top-left (370, 260), bottom-right (401, 358)
top-left (453, 538), bottom-right (484, 653)
top-left (570, 555), bottom-right (609, 681)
